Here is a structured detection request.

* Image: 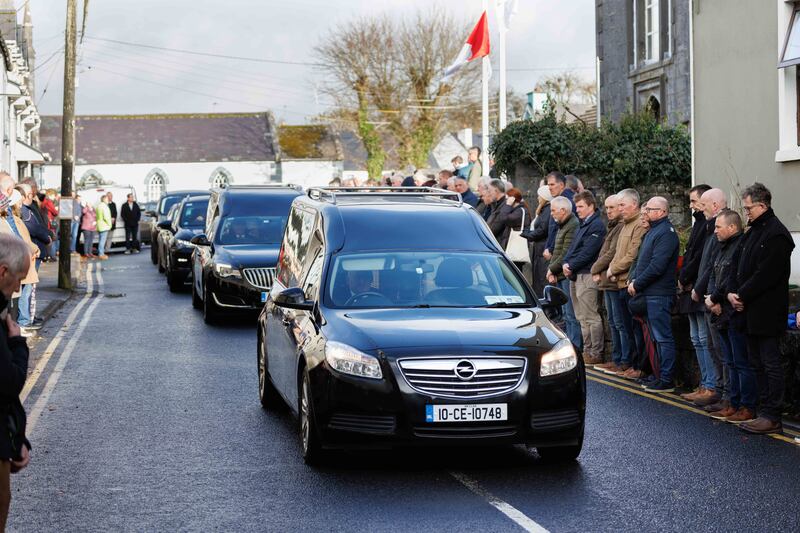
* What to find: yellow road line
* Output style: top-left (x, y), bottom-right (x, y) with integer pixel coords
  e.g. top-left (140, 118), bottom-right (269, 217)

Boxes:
top-left (586, 375), bottom-right (799, 446)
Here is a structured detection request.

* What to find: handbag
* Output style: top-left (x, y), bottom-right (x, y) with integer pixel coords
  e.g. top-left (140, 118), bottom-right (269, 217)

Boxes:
top-left (505, 208), bottom-right (531, 264)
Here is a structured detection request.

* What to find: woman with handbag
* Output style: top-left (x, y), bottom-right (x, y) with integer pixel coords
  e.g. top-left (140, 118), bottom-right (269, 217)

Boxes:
top-left (487, 185), bottom-right (531, 272)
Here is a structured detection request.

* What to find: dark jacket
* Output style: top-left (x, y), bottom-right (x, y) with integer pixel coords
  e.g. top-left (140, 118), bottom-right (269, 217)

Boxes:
top-left (692, 216), bottom-right (721, 300)
top-left (548, 213), bottom-right (579, 281)
top-left (0, 293), bottom-right (30, 460)
top-left (678, 210), bottom-right (710, 287)
top-left (707, 232), bottom-right (743, 330)
top-left (487, 198), bottom-right (525, 249)
top-left (590, 218), bottom-right (623, 290)
top-left (120, 201), bottom-right (141, 228)
top-left (461, 189), bottom-right (479, 208)
top-left (21, 203), bottom-right (51, 257)
top-left (523, 203), bottom-right (550, 243)
top-left (563, 211), bottom-right (607, 279)
top-left (730, 208), bottom-right (795, 336)
top-left (631, 216), bottom-right (680, 296)
top-left (109, 202), bottom-right (118, 231)
top-left (545, 188), bottom-right (576, 252)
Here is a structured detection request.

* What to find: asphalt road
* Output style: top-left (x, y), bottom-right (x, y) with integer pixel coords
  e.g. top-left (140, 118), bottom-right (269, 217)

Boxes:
top-left (9, 252), bottom-right (800, 532)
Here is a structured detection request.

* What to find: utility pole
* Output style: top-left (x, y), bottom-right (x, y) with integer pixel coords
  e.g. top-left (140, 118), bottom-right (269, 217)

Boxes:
top-left (58, 0), bottom-right (77, 290)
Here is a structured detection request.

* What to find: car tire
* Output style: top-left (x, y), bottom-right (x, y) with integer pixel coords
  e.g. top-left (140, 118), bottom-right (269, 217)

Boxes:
top-left (191, 278), bottom-right (202, 309)
top-left (537, 431), bottom-right (583, 463)
top-left (158, 253), bottom-right (166, 273)
top-left (203, 283), bottom-right (220, 325)
top-left (299, 369), bottom-right (324, 466)
top-left (167, 269), bottom-right (183, 293)
top-left (257, 332), bottom-right (281, 409)
top-left (150, 235), bottom-right (158, 264)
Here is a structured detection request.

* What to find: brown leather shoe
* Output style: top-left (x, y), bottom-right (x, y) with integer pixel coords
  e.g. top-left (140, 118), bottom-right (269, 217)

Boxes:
top-left (583, 354), bottom-right (603, 365)
top-left (709, 405), bottom-right (737, 420)
top-left (680, 387), bottom-right (704, 401)
top-left (703, 400), bottom-right (729, 413)
top-left (692, 389), bottom-right (721, 407)
top-left (726, 407), bottom-right (757, 424)
top-left (739, 417), bottom-right (782, 434)
top-left (593, 362), bottom-right (615, 370)
top-left (602, 363), bottom-right (624, 375)
top-left (621, 368), bottom-right (644, 380)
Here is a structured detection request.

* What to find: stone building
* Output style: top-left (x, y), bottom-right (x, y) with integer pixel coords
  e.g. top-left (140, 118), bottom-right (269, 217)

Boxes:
top-left (596, 0), bottom-right (691, 126)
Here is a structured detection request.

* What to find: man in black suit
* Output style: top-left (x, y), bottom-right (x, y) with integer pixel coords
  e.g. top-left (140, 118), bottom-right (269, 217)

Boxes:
top-left (120, 193), bottom-right (141, 254)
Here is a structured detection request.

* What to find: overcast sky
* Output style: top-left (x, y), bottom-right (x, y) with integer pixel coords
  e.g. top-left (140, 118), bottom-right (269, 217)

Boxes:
top-left (29, 0), bottom-right (595, 124)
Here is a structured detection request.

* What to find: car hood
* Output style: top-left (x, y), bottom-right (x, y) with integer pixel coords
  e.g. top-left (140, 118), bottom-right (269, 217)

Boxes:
top-left (174, 228), bottom-right (204, 240)
top-left (217, 245), bottom-right (279, 269)
top-left (323, 307), bottom-right (563, 352)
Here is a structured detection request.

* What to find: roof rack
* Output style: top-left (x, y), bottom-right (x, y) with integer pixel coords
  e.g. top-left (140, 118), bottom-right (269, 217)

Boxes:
top-left (306, 186), bottom-right (463, 206)
top-left (223, 184), bottom-right (304, 191)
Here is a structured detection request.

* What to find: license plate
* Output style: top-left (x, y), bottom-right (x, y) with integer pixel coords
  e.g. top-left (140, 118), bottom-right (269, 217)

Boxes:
top-left (261, 292), bottom-right (268, 303)
top-left (425, 403), bottom-right (507, 423)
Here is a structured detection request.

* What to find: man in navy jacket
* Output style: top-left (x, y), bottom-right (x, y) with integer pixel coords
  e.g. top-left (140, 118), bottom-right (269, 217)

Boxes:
top-left (563, 191), bottom-right (607, 363)
top-left (628, 196), bottom-right (680, 392)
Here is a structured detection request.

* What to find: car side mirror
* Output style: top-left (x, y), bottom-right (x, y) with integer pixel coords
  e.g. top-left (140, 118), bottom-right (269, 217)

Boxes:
top-left (273, 287), bottom-right (314, 311)
top-left (145, 210), bottom-right (157, 218)
top-left (190, 234), bottom-right (210, 246)
top-left (539, 285), bottom-right (568, 308)
top-left (157, 220), bottom-right (172, 230)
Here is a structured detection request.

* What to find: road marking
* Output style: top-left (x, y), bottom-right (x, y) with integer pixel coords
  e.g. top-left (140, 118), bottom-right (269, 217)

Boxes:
top-left (26, 265), bottom-right (105, 435)
top-left (450, 471), bottom-right (549, 533)
top-left (587, 374), bottom-right (800, 446)
top-left (21, 263), bottom-right (95, 405)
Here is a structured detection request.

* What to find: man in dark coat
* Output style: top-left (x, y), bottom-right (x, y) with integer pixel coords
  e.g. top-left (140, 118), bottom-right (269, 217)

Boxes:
top-left (543, 171), bottom-right (576, 261)
top-left (728, 183), bottom-right (795, 434)
top-left (107, 191), bottom-right (118, 232)
top-left (562, 191), bottom-right (607, 364)
top-left (0, 234), bottom-right (33, 530)
top-left (628, 196), bottom-right (680, 393)
top-left (120, 193), bottom-right (142, 253)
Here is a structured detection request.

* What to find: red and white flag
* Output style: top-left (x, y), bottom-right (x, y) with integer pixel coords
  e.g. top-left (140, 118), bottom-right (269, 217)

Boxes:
top-left (443, 11), bottom-right (491, 81)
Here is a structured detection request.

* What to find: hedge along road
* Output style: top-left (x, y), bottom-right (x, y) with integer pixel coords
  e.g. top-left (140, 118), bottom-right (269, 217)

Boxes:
top-left (9, 252), bottom-right (800, 532)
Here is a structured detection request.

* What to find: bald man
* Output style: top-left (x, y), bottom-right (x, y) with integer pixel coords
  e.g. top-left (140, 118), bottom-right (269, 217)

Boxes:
top-left (687, 187), bottom-right (729, 407)
top-left (627, 196), bottom-right (680, 392)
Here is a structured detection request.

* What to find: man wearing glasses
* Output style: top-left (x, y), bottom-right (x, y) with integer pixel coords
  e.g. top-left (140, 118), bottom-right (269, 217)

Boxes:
top-left (627, 197), bottom-right (680, 393)
top-left (728, 183), bottom-right (795, 435)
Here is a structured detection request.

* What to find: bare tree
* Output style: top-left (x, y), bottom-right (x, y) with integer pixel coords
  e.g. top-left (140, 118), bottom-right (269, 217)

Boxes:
top-left (534, 71), bottom-right (596, 105)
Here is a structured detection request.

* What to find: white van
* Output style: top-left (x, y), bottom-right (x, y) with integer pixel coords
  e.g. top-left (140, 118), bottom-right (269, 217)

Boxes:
top-left (77, 184), bottom-right (141, 252)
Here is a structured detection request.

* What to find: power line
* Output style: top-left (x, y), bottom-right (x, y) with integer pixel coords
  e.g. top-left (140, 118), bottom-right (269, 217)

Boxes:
top-left (83, 36), bottom-right (324, 67)
top-left (33, 47), bottom-right (64, 72)
top-left (38, 56), bottom-right (63, 106)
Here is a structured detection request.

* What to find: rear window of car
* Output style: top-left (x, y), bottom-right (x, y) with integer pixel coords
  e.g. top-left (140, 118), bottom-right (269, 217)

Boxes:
top-left (179, 201), bottom-right (209, 228)
top-left (217, 216), bottom-right (287, 245)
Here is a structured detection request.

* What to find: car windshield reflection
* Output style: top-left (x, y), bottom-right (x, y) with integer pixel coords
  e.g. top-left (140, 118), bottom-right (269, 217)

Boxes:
top-left (218, 215), bottom-right (287, 245)
top-left (326, 251), bottom-right (532, 309)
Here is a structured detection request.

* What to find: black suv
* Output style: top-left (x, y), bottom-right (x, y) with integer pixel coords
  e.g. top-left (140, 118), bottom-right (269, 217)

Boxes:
top-left (257, 187), bottom-right (584, 465)
top-left (159, 194), bottom-right (210, 292)
top-left (149, 190), bottom-right (205, 265)
top-left (190, 185), bottom-right (303, 324)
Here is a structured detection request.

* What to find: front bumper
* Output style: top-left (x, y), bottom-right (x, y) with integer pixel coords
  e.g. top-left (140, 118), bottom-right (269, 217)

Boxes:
top-left (307, 354), bottom-right (586, 450)
top-left (170, 247), bottom-right (194, 275)
top-left (211, 275), bottom-right (268, 310)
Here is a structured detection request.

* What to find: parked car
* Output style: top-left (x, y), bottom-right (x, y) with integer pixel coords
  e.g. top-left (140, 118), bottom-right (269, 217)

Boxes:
top-left (148, 190), bottom-right (205, 265)
top-left (190, 185), bottom-right (303, 324)
top-left (160, 194), bottom-right (210, 292)
top-left (156, 204), bottom-right (181, 273)
top-left (256, 187), bottom-right (584, 465)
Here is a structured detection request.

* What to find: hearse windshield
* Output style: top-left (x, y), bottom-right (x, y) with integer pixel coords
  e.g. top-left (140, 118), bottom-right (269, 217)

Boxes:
top-left (217, 215), bottom-right (288, 245)
top-left (326, 251), bottom-right (532, 309)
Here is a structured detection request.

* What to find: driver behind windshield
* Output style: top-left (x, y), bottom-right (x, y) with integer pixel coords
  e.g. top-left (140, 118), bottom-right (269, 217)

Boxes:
top-left (346, 270), bottom-right (373, 298)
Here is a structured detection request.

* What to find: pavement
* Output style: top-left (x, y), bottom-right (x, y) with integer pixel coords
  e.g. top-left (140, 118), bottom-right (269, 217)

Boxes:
top-left (8, 250), bottom-right (800, 532)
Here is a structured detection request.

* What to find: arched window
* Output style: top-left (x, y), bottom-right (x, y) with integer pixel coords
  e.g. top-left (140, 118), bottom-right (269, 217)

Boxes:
top-left (645, 95), bottom-right (661, 121)
top-left (144, 169), bottom-right (169, 203)
top-left (79, 169), bottom-right (105, 188)
top-left (209, 167), bottom-right (233, 189)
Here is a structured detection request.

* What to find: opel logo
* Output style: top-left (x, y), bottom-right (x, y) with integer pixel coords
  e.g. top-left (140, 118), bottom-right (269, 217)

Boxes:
top-left (454, 359), bottom-right (478, 381)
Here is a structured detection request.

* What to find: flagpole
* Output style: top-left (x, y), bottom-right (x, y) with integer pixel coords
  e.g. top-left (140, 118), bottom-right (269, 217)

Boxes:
top-left (498, 1), bottom-right (507, 132)
top-left (481, 0), bottom-right (489, 177)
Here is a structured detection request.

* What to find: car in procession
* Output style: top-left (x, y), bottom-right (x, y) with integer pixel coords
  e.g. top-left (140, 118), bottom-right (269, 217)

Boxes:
top-left (160, 194), bottom-right (210, 292)
top-left (148, 190), bottom-right (206, 265)
top-left (190, 184), bottom-right (303, 324)
top-left (257, 187), bottom-right (585, 465)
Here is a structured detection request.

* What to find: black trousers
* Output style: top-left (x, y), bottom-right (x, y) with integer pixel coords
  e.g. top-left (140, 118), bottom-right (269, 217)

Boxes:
top-left (745, 334), bottom-right (784, 422)
top-left (124, 226), bottom-right (139, 251)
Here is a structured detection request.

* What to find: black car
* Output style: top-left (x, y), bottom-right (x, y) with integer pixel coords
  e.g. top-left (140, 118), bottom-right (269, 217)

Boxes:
top-left (257, 187), bottom-right (584, 465)
top-left (156, 203), bottom-right (181, 273)
top-left (160, 194), bottom-right (210, 292)
top-left (148, 190), bottom-right (205, 265)
top-left (190, 185), bottom-right (303, 324)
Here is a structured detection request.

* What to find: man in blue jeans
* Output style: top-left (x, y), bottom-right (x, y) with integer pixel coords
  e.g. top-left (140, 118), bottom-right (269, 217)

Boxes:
top-left (546, 196), bottom-right (581, 351)
top-left (627, 196), bottom-right (679, 392)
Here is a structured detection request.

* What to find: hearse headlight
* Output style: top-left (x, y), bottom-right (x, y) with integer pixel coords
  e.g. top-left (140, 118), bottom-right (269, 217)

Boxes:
top-left (175, 239), bottom-right (194, 248)
top-left (325, 341), bottom-right (383, 380)
top-left (215, 263), bottom-right (241, 279)
top-left (540, 339), bottom-right (577, 377)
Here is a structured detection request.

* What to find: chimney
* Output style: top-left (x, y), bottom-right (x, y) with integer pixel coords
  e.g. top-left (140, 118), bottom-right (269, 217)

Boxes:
top-left (458, 128), bottom-right (473, 148)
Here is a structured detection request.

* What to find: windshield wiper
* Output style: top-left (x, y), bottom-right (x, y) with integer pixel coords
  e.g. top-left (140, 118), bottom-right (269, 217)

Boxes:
top-left (480, 302), bottom-right (529, 308)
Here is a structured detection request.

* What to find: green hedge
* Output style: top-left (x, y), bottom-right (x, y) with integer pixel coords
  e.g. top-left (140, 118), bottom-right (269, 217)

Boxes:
top-left (490, 107), bottom-right (691, 191)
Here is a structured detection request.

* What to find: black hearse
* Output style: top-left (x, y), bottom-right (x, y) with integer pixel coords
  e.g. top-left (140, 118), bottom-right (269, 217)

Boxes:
top-left (257, 187), bottom-right (585, 464)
